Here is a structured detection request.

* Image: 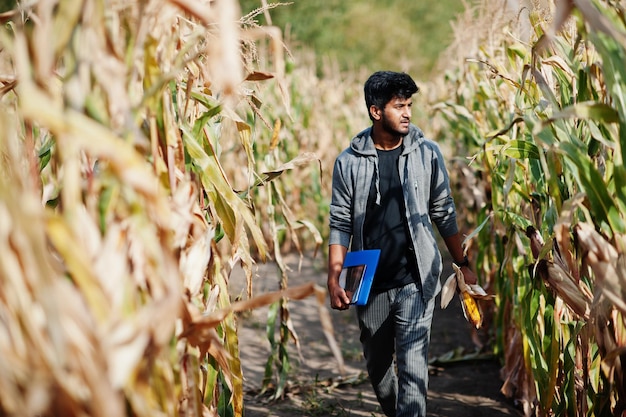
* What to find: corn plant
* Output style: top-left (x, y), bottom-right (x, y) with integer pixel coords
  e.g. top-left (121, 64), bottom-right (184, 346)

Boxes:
top-left (236, 66), bottom-right (378, 398)
top-left (433, 0), bottom-right (626, 415)
top-left (0, 1), bottom-right (342, 416)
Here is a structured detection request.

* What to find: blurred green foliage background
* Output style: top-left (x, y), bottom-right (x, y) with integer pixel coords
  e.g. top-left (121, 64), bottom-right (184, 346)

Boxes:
top-left (240, 0), bottom-right (468, 77)
top-left (0, 0), bottom-right (16, 13)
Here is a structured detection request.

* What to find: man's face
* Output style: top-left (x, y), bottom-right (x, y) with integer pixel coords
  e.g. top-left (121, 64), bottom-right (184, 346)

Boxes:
top-left (380, 96), bottom-right (412, 136)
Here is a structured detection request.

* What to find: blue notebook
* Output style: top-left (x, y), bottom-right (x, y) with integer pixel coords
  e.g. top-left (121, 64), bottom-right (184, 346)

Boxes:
top-left (339, 249), bottom-right (381, 306)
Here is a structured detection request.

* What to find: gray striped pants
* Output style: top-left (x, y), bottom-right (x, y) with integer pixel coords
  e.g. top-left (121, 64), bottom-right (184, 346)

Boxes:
top-left (357, 282), bottom-right (434, 417)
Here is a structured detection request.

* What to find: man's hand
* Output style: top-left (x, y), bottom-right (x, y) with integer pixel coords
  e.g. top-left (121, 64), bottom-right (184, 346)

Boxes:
top-left (442, 233), bottom-right (479, 287)
top-left (328, 282), bottom-right (351, 310)
top-left (327, 244), bottom-right (350, 310)
top-left (461, 266), bottom-right (478, 285)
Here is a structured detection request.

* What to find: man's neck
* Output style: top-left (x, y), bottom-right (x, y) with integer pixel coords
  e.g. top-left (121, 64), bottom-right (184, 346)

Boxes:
top-left (372, 126), bottom-right (403, 150)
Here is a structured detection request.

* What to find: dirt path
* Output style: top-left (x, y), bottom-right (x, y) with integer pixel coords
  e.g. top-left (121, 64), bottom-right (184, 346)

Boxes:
top-left (231, 253), bottom-right (523, 417)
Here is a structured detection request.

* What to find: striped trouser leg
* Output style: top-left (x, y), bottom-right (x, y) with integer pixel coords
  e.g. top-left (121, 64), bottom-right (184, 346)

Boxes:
top-left (357, 282), bottom-right (434, 417)
top-left (357, 288), bottom-right (398, 417)
top-left (394, 283), bottom-right (434, 417)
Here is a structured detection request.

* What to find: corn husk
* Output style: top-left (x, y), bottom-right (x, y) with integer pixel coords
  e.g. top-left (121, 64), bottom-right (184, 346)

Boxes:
top-left (441, 264), bottom-right (491, 329)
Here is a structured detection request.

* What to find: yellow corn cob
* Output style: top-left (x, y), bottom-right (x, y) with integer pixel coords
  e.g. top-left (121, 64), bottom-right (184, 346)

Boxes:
top-left (460, 290), bottom-right (482, 329)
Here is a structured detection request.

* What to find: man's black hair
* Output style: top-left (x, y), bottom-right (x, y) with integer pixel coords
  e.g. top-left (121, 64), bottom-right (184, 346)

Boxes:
top-left (364, 71), bottom-right (419, 120)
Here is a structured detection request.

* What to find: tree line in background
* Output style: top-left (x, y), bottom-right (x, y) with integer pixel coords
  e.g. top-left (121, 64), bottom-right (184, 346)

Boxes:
top-left (238, 0), bottom-right (468, 77)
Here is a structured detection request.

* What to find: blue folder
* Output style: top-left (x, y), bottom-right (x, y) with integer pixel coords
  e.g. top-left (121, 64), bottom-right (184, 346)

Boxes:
top-left (339, 249), bottom-right (381, 306)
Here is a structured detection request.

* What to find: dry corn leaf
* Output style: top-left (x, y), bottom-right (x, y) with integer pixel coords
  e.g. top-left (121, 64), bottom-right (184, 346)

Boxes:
top-left (255, 152), bottom-right (321, 187)
top-left (314, 285), bottom-right (346, 375)
top-left (93, 223), bottom-right (131, 309)
top-left (181, 229), bottom-right (213, 296)
top-left (104, 321), bottom-right (151, 389)
top-left (45, 214), bottom-right (110, 320)
top-left (440, 273), bottom-right (457, 309)
top-left (183, 282), bottom-right (321, 331)
top-left (576, 223), bottom-right (626, 315)
top-left (17, 80), bottom-right (161, 204)
top-left (542, 260), bottom-right (591, 320)
top-left (170, 181), bottom-right (205, 248)
top-left (245, 71), bottom-right (274, 81)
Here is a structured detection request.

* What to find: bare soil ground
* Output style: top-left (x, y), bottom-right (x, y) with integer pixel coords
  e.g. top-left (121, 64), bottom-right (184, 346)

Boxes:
top-left (230, 252), bottom-right (524, 417)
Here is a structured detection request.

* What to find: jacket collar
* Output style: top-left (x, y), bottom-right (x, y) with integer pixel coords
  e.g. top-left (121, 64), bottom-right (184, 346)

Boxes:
top-left (350, 124), bottom-right (425, 156)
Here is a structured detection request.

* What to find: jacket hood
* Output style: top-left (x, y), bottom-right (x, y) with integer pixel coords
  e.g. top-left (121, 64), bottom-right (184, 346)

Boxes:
top-left (350, 124), bottom-right (425, 156)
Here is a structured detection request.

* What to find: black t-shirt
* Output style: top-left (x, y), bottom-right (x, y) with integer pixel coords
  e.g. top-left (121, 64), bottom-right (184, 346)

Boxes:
top-left (363, 146), bottom-right (418, 291)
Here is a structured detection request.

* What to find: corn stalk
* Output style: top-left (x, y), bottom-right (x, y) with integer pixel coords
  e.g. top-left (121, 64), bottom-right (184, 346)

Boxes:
top-left (0, 1), bottom-right (339, 416)
top-left (433, 0), bottom-right (626, 415)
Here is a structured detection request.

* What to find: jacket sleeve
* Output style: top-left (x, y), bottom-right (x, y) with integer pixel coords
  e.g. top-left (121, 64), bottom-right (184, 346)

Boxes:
top-left (429, 145), bottom-right (459, 238)
top-left (328, 156), bottom-right (353, 248)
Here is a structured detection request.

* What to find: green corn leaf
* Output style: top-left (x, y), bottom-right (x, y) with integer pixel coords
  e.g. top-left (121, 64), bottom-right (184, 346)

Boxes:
top-left (587, 120), bottom-right (618, 149)
top-left (502, 139), bottom-right (541, 159)
top-left (550, 101), bottom-right (620, 124)
top-left (534, 125), bottom-right (558, 147)
top-left (204, 357), bottom-right (219, 412)
top-left (275, 342), bottom-right (290, 399)
top-left (500, 210), bottom-right (532, 231)
top-left (559, 142), bottom-right (624, 234)
top-left (190, 92), bottom-right (223, 124)
top-left (507, 42), bottom-right (528, 60)
top-left (209, 253), bottom-right (243, 416)
top-left (262, 301), bottom-right (280, 388)
top-left (217, 375), bottom-right (235, 417)
top-left (542, 304), bottom-right (560, 413)
top-left (614, 164), bottom-right (626, 212)
top-left (38, 143), bottom-right (53, 173)
top-left (182, 126), bottom-right (268, 258)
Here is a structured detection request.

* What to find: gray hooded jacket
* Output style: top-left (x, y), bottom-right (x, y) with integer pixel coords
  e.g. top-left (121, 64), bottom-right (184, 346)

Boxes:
top-left (328, 124), bottom-right (458, 301)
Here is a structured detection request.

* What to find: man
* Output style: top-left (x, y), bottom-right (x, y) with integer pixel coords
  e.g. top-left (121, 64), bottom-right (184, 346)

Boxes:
top-left (327, 71), bottom-right (478, 417)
